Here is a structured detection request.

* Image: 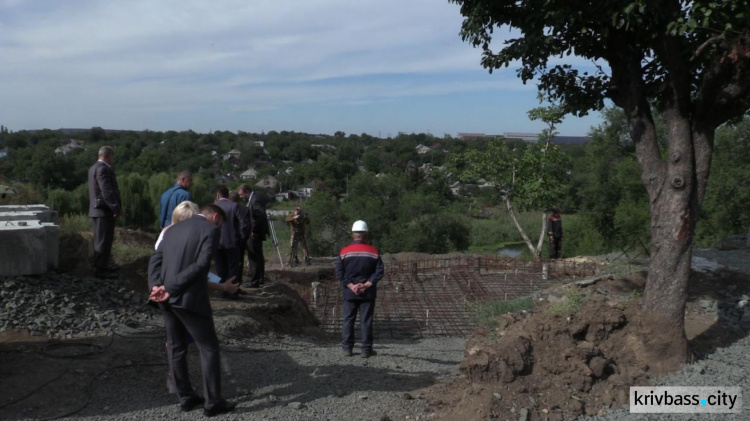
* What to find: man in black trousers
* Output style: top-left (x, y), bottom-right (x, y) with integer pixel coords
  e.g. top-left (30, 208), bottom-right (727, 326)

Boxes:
top-left (87, 146), bottom-right (121, 279)
top-left (214, 187), bottom-right (247, 298)
top-left (148, 204), bottom-right (236, 417)
top-left (238, 184), bottom-right (268, 288)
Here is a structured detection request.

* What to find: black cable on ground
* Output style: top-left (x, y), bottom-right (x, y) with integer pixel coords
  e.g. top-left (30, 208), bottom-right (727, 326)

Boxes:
top-left (38, 362), bottom-right (168, 421)
top-left (0, 367), bottom-right (69, 410)
top-left (40, 334), bottom-right (114, 359)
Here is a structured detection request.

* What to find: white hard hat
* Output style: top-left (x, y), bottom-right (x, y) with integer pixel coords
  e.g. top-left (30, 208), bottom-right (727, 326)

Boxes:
top-left (351, 220), bottom-right (369, 232)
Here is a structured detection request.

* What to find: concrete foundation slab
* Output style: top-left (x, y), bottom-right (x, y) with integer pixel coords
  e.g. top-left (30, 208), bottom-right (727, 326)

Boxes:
top-left (0, 205), bottom-right (60, 277)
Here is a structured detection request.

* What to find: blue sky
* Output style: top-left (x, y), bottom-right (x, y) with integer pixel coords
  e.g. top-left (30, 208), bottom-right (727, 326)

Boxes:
top-left (0, 0), bottom-right (604, 137)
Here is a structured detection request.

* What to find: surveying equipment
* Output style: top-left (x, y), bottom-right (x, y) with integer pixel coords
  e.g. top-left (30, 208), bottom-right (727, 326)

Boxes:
top-left (267, 212), bottom-right (284, 268)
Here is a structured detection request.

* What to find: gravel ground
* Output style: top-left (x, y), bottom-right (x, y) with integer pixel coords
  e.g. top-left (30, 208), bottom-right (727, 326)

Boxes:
top-left (4, 336), bottom-right (465, 421)
top-left (590, 248), bottom-right (750, 421)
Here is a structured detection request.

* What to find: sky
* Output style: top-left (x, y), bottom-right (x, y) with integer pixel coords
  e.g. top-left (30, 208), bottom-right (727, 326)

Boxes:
top-left (0, 0), bottom-right (604, 138)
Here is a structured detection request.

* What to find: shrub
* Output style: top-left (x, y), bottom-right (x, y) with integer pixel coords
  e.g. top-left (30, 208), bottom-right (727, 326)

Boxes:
top-left (471, 297), bottom-right (532, 331)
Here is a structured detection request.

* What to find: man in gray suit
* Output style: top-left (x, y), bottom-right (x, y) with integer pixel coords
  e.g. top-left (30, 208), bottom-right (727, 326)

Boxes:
top-left (87, 146), bottom-right (121, 279)
top-left (148, 204), bottom-right (236, 416)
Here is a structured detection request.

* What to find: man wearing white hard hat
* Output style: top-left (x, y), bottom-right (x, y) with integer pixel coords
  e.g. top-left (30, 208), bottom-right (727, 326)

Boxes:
top-left (335, 220), bottom-right (384, 358)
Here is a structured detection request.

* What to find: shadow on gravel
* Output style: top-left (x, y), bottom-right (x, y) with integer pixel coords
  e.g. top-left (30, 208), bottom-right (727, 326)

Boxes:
top-left (0, 332), bottom-right (451, 420)
top-left (220, 345), bottom-right (446, 414)
top-left (688, 269), bottom-right (750, 358)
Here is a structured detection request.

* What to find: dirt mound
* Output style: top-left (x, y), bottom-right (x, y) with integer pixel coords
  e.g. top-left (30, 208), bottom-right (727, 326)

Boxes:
top-left (426, 267), bottom-right (750, 420)
top-left (428, 300), bottom-right (647, 419)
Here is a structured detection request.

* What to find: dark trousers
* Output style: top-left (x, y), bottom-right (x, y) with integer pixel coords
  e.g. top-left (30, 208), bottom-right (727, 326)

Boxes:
top-left (91, 216), bottom-right (115, 271)
top-left (247, 236), bottom-right (265, 285)
top-left (236, 241), bottom-right (246, 285)
top-left (160, 303), bottom-right (222, 408)
top-left (549, 236), bottom-right (563, 259)
top-left (215, 247), bottom-right (240, 284)
top-left (342, 299), bottom-right (375, 352)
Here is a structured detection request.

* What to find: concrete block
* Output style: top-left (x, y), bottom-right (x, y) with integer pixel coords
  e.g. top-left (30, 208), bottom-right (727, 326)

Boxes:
top-left (0, 222), bottom-right (49, 276)
top-left (42, 223), bottom-right (60, 270)
top-left (0, 208), bottom-right (59, 224)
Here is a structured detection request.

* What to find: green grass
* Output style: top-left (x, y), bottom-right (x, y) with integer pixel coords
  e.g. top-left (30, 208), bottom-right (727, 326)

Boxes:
top-left (111, 243), bottom-right (154, 264)
top-left (547, 287), bottom-right (586, 315)
top-left (471, 297), bottom-right (533, 331)
top-left (59, 213), bottom-right (91, 234)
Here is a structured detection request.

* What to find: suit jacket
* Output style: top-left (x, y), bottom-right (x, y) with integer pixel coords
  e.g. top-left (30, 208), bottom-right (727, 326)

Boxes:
top-left (148, 215), bottom-right (219, 317)
top-left (248, 192), bottom-right (269, 239)
top-left (215, 198), bottom-right (247, 249)
top-left (88, 160), bottom-right (121, 217)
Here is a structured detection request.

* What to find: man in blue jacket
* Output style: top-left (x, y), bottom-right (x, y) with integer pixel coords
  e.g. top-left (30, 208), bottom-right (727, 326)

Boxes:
top-left (335, 220), bottom-right (384, 358)
top-left (159, 171), bottom-right (194, 229)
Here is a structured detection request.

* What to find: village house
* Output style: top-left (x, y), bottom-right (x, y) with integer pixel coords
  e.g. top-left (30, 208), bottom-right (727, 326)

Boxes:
top-left (54, 139), bottom-right (85, 155)
top-left (255, 175), bottom-right (279, 190)
top-left (240, 168), bottom-right (258, 180)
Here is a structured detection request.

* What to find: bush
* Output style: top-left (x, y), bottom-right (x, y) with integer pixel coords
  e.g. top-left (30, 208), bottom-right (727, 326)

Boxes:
top-left (472, 297), bottom-right (532, 331)
top-left (562, 213), bottom-right (609, 257)
top-left (60, 213), bottom-right (91, 234)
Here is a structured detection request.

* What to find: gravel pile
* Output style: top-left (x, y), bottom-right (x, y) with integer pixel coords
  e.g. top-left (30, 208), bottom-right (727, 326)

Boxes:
top-left (0, 273), bottom-right (156, 339)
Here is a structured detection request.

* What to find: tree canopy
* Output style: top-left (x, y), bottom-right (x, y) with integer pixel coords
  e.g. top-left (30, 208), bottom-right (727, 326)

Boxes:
top-left (452, 0), bottom-right (750, 368)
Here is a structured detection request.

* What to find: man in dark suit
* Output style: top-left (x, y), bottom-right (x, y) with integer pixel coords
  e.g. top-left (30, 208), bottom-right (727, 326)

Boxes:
top-left (214, 187), bottom-right (247, 298)
top-left (148, 204), bottom-right (236, 417)
top-left (87, 146), bottom-right (121, 279)
top-left (238, 184), bottom-right (268, 288)
top-left (228, 190), bottom-right (251, 289)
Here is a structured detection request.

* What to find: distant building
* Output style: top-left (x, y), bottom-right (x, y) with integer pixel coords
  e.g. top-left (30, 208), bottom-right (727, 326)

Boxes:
top-left (54, 139), bottom-right (85, 155)
top-left (415, 144), bottom-right (431, 154)
top-left (255, 175), bottom-right (278, 190)
top-left (311, 144), bottom-right (337, 151)
top-left (503, 132), bottom-right (540, 143)
top-left (240, 168), bottom-right (258, 180)
top-left (456, 132), bottom-right (501, 140)
top-left (223, 149), bottom-right (241, 160)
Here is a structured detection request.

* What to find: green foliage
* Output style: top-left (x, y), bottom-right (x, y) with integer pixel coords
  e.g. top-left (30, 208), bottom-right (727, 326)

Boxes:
top-left (59, 213), bottom-right (91, 234)
top-left (548, 288), bottom-right (586, 315)
top-left (46, 189), bottom-right (78, 217)
top-left (695, 119), bottom-right (750, 245)
top-left (471, 297), bottom-right (532, 331)
top-left (561, 214), bottom-right (608, 257)
top-left (118, 173), bottom-right (153, 228)
top-left (305, 191), bottom-right (349, 256)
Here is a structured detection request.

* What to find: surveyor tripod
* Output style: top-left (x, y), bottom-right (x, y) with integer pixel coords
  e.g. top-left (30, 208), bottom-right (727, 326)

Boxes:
top-left (267, 212), bottom-right (284, 268)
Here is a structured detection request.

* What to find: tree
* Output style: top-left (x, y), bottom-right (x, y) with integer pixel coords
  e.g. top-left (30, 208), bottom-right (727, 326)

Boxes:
top-left (450, 101), bottom-right (571, 260)
top-left (452, 0), bottom-right (750, 369)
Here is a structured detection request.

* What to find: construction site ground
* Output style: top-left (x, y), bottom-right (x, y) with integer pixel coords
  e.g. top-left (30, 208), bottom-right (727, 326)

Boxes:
top-left (1, 229), bottom-right (749, 420)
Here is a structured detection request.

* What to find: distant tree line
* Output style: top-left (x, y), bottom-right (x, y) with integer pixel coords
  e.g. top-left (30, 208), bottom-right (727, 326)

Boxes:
top-left (0, 116), bottom-right (747, 256)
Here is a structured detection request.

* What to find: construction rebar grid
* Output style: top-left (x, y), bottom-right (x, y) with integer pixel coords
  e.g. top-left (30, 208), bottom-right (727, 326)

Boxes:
top-left (305, 255), bottom-right (602, 339)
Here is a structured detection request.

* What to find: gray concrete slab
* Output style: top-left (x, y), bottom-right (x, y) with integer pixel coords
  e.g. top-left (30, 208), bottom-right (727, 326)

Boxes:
top-left (0, 222), bottom-right (49, 276)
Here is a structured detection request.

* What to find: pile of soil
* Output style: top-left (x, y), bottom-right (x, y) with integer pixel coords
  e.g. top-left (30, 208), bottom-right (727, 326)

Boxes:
top-left (425, 268), bottom-right (750, 420)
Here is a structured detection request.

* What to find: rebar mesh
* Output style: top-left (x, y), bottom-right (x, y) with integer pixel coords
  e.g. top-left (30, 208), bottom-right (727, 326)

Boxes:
top-left (305, 255), bottom-right (606, 339)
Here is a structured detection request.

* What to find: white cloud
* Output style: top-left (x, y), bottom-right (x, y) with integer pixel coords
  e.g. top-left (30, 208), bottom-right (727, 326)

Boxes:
top-left (0, 0), bottom-right (600, 134)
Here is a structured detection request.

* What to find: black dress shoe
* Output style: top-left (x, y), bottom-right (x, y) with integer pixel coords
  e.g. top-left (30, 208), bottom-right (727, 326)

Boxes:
top-left (361, 350), bottom-right (377, 359)
top-left (107, 264), bottom-right (121, 271)
top-left (222, 291), bottom-right (240, 300)
top-left (247, 282), bottom-right (261, 289)
top-left (203, 400), bottom-right (237, 417)
top-left (180, 395), bottom-right (205, 412)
